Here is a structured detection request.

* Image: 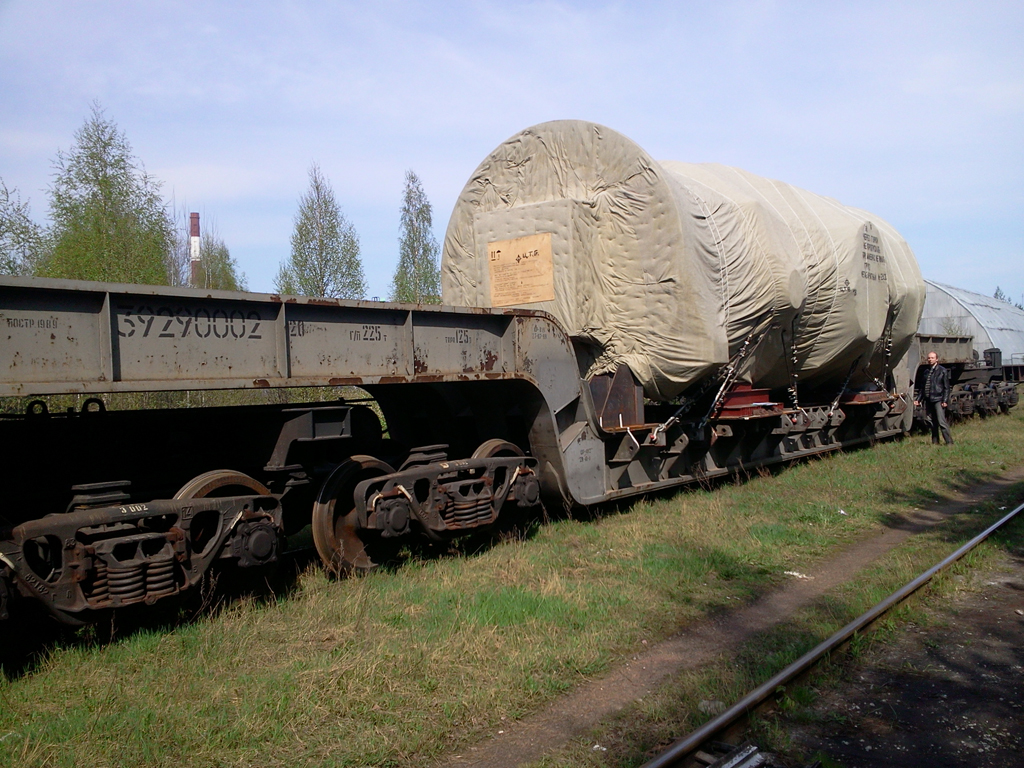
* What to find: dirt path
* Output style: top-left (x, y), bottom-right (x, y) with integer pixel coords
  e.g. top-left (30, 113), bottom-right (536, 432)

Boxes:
top-left (437, 467), bottom-right (1024, 768)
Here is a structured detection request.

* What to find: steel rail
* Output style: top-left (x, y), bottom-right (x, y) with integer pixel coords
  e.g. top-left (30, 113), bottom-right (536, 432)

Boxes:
top-left (641, 498), bottom-right (1024, 768)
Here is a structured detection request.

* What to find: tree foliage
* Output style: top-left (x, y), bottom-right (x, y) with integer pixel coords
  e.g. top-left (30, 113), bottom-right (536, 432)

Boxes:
top-left (0, 179), bottom-right (45, 276)
top-left (939, 316), bottom-right (968, 336)
top-left (199, 231), bottom-right (247, 290)
top-left (37, 103), bottom-right (174, 285)
top-left (390, 170), bottom-right (440, 304)
top-left (993, 286), bottom-right (1024, 311)
top-left (195, 230), bottom-right (247, 291)
top-left (164, 207), bottom-right (246, 291)
top-left (276, 164), bottom-right (365, 299)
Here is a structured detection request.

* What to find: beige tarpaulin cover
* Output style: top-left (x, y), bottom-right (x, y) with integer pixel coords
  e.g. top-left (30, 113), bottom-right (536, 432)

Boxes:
top-left (442, 121), bottom-right (925, 401)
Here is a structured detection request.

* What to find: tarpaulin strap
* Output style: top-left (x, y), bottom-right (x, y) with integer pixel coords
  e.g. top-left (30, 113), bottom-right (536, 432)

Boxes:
top-left (876, 306), bottom-right (897, 392)
top-left (686, 188), bottom-right (732, 328)
top-left (645, 377), bottom-right (717, 445)
top-left (647, 323), bottom-right (771, 445)
top-left (782, 316), bottom-right (801, 408)
top-left (698, 325), bottom-right (770, 430)
top-left (827, 356), bottom-right (861, 420)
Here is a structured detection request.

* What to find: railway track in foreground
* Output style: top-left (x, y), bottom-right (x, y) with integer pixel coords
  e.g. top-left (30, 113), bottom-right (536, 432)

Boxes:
top-left (640, 499), bottom-right (1024, 768)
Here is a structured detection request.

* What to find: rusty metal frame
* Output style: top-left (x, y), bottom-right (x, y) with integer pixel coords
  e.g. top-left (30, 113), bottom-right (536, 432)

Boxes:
top-left (0, 276), bottom-right (920, 510)
top-left (353, 455), bottom-right (539, 536)
top-left (0, 494), bottom-right (281, 622)
top-left (0, 276), bottom-right (929, 624)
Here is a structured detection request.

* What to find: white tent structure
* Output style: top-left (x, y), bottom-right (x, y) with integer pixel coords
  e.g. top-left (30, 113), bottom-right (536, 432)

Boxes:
top-left (919, 280), bottom-right (1024, 365)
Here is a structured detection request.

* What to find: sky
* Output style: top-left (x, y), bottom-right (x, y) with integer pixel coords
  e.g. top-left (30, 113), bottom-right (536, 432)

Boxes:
top-left (1, 0), bottom-right (1021, 304)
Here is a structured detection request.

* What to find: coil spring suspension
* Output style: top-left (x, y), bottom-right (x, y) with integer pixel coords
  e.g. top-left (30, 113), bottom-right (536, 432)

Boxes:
top-left (443, 488), bottom-right (494, 529)
top-left (87, 559), bottom-right (110, 603)
top-left (107, 563), bottom-right (146, 601)
top-left (146, 558), bottom-right (177, 598)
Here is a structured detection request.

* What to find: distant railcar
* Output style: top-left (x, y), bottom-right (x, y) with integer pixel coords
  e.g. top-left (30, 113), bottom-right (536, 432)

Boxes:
top-left (909, 334), bottom-right (1020, 423)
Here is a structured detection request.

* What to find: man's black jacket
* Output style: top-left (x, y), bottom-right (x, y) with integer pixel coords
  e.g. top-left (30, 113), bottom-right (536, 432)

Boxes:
top-left (918, 363), bottom-right (952, 404)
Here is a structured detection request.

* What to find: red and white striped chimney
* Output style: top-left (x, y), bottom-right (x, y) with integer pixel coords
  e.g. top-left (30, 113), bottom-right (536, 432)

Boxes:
top-left (189, 212), bottom-right (201, 288)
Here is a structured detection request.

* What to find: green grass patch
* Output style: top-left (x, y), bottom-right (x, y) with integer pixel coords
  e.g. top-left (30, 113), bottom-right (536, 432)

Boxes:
top-left (2, 407), bottom-right (1023, 767)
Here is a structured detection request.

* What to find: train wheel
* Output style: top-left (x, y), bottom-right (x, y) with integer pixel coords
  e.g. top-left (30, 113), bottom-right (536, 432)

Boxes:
top-left (471, 439), bottom-right (530, 512)
top-left (471, 439), bottom-right (525, 459)
top-left (312, 456), bottom-right (396, 575)
top-left (174, 470), bottom-right (270, 499)
top-left (173, 471), bottom-right (272, 558)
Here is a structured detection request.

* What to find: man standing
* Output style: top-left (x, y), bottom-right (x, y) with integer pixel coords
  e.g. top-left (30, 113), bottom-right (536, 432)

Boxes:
top-left (915, 351), bottom-right (954, 445)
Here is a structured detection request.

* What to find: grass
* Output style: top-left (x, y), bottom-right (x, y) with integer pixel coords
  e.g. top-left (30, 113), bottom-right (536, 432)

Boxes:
top-left (531, 408), bottom-right (1024, 767)
top-left (1, 405), bottom-right (1023, 767)
top-left (534, 516), bottom-right (1024, 768)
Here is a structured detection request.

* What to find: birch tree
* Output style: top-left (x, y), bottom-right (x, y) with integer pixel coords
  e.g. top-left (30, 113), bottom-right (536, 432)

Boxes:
top-left (197, 230), bottom-right (247, 291)
top-left (390, 170), bottom-right (440, 304)
top-left (276, 164), bottom-right (365, 299)
top-left (38, 103), bottom-right (174, 284)
top-left (0, 179), bottom-right (45, 276)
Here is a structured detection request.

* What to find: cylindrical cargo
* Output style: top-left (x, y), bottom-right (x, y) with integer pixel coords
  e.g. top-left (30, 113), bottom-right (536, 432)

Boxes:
top-left (442, 120), bottom-right (925, 401)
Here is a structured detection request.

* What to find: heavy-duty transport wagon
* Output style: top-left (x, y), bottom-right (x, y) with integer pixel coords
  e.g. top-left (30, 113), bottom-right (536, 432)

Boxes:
top-left (909, 334), bottom-right (1020, 422)
top-left (0, 276), bottom-right (914, 625)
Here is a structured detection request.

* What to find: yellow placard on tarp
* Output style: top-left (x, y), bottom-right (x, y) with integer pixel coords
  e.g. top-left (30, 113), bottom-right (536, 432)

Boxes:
top-left (487, 233), bottom-right (555, 306)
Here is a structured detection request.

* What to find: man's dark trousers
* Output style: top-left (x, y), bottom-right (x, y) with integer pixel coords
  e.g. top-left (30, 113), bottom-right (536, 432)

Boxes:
top-left (926, 399), bottom-right (953, 445)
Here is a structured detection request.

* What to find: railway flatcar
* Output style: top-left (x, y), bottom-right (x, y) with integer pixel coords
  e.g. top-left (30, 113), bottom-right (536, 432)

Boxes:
top-left (0, 121), bottom-right (926, 626)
